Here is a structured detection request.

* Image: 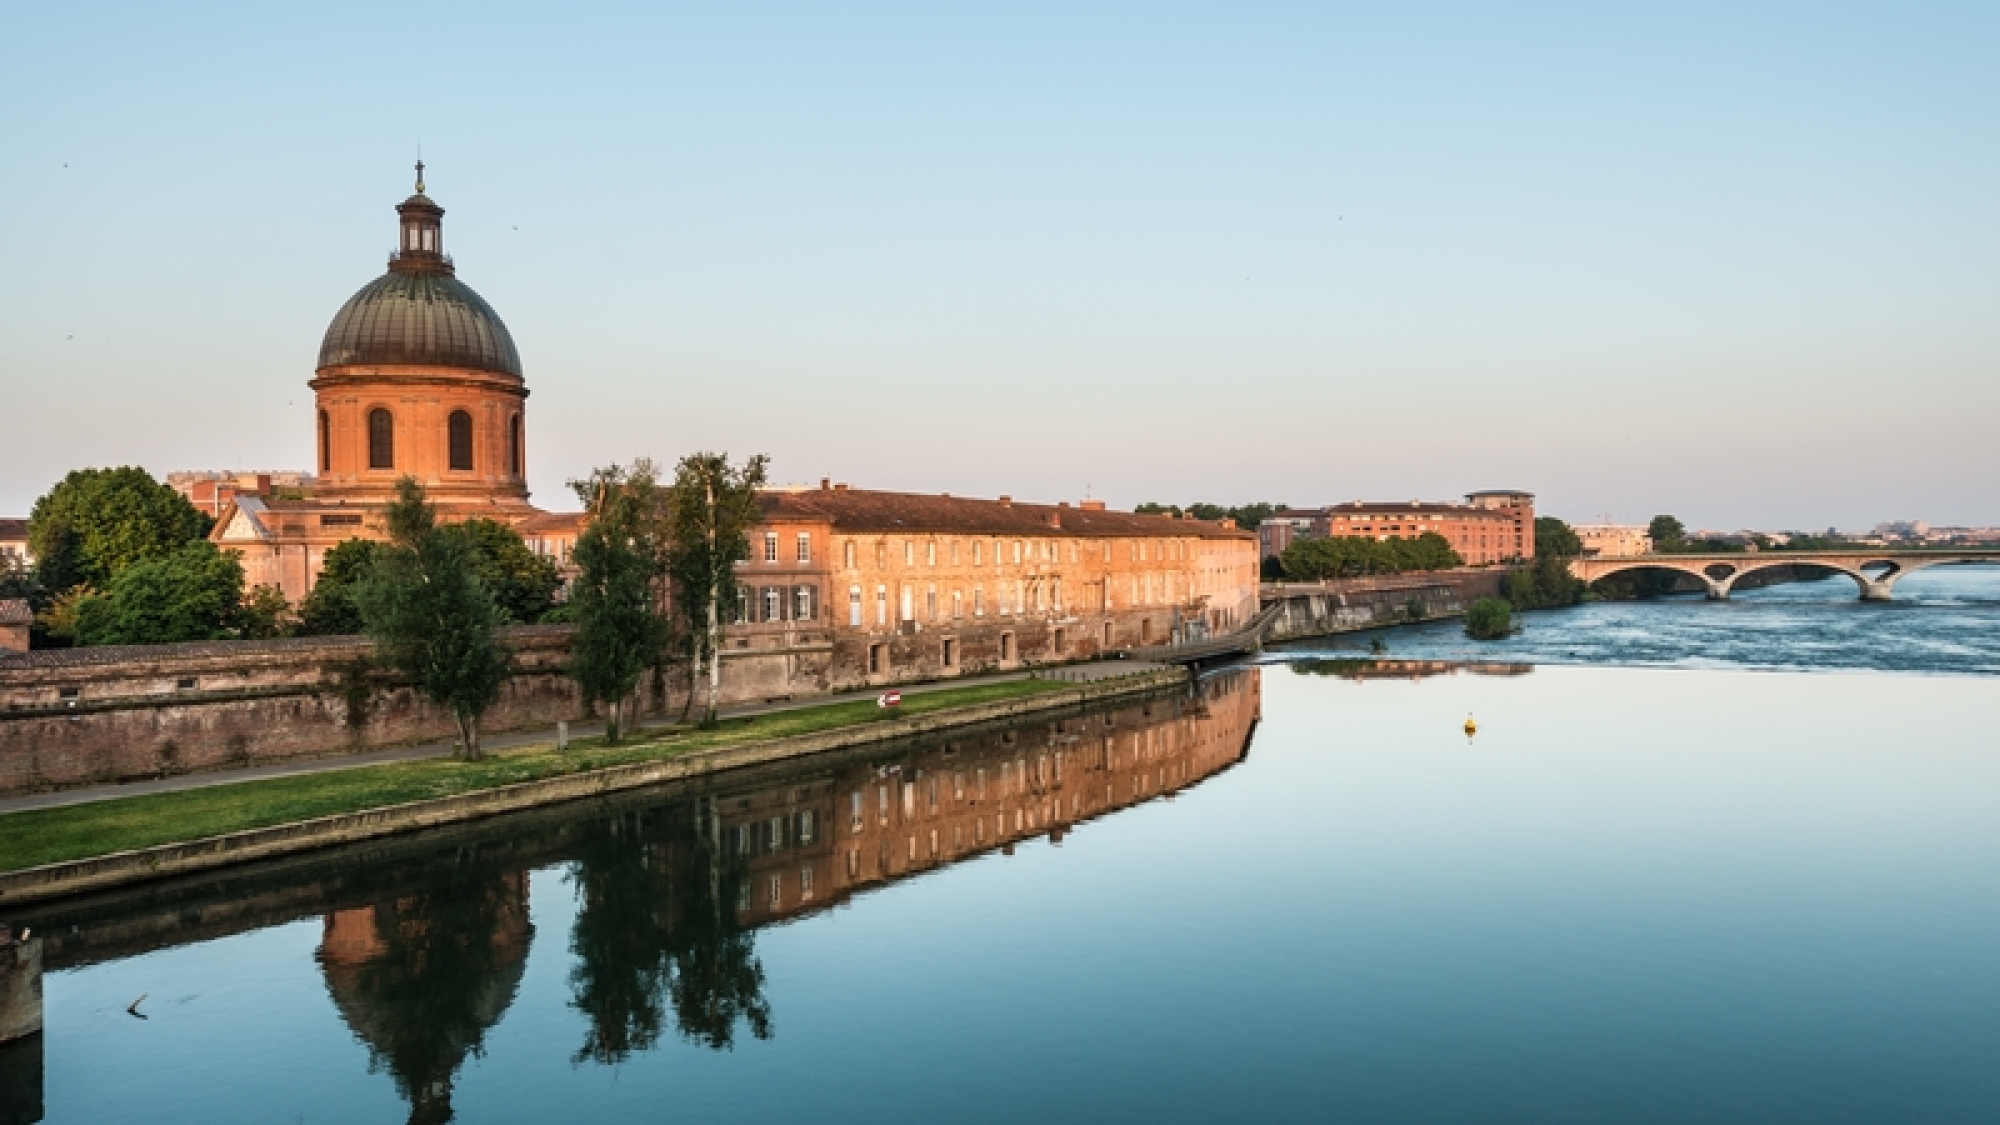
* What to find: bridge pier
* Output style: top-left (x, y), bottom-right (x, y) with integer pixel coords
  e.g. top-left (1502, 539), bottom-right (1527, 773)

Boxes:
top-left (1703, 579), bottom-right (1731, 601)
top-left (1861, 580), bottom-right (1896, 602)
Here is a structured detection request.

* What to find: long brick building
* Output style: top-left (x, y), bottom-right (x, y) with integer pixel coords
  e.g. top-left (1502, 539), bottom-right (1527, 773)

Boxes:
top-left (1258, 490), bottom-right (1535, 566)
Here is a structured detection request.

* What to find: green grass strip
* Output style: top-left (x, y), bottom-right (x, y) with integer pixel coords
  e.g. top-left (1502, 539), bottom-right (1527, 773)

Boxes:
top-left (0, 678), bottom-right (1068, 874)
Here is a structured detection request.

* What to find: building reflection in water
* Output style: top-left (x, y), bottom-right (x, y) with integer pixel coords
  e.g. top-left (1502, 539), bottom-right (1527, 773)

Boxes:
top-left (1287, 657), bottom-right (1533, 681)
top-left (34, 670), bottom-right (1262, 1122)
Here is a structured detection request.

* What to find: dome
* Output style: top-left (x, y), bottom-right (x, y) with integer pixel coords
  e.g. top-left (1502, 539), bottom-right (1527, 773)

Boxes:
top-left (317, 270), bottom-right (523, 377)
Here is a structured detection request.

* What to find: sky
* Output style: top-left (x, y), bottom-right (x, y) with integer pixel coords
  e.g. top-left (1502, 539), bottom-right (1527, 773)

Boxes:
top-left (2, 2), bottom-right (1994, 530)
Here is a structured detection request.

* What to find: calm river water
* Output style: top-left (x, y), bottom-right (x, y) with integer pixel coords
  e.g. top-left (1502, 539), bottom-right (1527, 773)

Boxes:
top-left (5, 568), bottom-right (1997, 1123)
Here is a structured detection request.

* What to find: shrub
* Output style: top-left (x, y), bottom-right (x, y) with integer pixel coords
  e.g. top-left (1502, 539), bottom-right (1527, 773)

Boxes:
top-left (1464, 597), bottom-right (1513, 640)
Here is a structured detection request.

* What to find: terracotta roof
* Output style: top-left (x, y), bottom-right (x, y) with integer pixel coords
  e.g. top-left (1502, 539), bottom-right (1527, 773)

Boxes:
top-left (514, 511), bottom-right (587, 534)
top-left (0, 519), bottom-right (27, 541)
top-left (0, 599), bottom-right (29, 625)
top-left (759, 488), bottom-right (1253, 540)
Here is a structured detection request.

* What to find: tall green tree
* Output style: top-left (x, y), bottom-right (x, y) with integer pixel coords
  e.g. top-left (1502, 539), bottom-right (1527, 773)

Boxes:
top-left (1648, 514), bottom-right (1687, 551)
top-left (443, 519), bottom-right (563, 625)
top-left (28, 467), bottom-right (212, 594)
top-left (1535, 517), bottom-right (1583, 558)
top-left (355, 479), bottom-right (511, 760)
top-left (1279, 532), bottom-right (1463, 580)
top-left (566, 461), bottom-right (672, 743)
top-left (296, 538), bottom-right (381, 635)
top-left (665, 452), bottom-right (769, 726)
top-left (69, 540), bottom-right (246, 645)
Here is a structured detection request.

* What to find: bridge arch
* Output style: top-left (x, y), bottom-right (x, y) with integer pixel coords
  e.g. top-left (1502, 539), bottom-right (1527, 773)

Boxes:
top-left (1569, 552), bottom-right (2000, 602)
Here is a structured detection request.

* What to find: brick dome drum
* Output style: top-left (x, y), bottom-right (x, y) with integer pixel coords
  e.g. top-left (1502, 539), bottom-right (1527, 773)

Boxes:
top-left (317, 271), bottom-right (522, 377)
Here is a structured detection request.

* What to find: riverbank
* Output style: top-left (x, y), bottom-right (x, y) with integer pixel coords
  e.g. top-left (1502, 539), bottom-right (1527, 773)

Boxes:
top-left (0, 666), bottom-right (1187, 905)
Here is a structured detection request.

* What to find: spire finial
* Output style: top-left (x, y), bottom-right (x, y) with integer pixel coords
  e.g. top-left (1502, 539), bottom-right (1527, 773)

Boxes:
top-left (414, 159), bottom-right (426, 194)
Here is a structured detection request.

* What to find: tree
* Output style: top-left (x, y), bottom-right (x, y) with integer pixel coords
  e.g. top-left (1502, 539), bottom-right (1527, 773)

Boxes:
top-left (664, 453), bottom-right (769, 726)
top-left (1279, 533), bottom-right (1462, 581)
top-left (1505, 554), bottom-right (1585, 610)
top-left (355, 479), bottom-right (511, 760)
top-left (443, 519), bottom-right (563, 625)
top-left (567, 462), bottom-right (672, 743)
top-left (237, 585), bottom-right (294, 639)
top-left (70, 540), bottom-right (246, 645)
top-left (1648, 514), bottom-right (1687, 552)
top-left (296, 538), bottom-right (381, 635)
top-left (1535, 517), bottom-right (1582, 558)
top-left (28, 467), bottom-right (212, 594)
top-left (1465, 597), bottom-right (1513, 640)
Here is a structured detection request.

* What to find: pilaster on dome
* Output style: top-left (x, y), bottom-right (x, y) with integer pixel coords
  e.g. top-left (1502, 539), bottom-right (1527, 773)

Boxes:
top-left (390, 161), bottom-right (452, 276)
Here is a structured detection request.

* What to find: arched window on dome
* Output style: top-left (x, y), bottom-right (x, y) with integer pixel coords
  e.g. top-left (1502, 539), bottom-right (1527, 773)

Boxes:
top-left (508, 414), bottom-right (523, 477)
top-left (368, 408), bottom-right (394, 470)
top-left (448, 410), bottom-right (474, 472)
top-left (318, 410), bottom-right (331, 472)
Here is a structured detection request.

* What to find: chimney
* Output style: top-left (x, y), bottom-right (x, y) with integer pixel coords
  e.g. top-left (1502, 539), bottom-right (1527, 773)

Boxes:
top-left (1045, 511), bottom-right (1062, 529)
top-left (998, 495), bottom-right (1012, 507)
top-left (1057, 501), bottom-right (1070, 509)
top-left (820, 477), bottom-right (831, 491)
top-left (834, 482), bottom-right (850, 491)
top-left (1079, 499), bottom-right (1106, 511)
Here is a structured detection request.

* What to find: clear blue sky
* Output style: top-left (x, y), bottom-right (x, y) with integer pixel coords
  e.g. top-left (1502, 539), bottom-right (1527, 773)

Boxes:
top-left (3, 2), bottom-right (1994, 530)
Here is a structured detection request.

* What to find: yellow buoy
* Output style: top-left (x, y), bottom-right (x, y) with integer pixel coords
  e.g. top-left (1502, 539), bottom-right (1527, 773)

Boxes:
top-left (1463, 714), bottom-right (1477, 737)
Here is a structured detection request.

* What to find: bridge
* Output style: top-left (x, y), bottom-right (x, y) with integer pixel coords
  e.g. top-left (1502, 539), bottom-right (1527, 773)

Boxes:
top-left (1567, 550), bottom-right (2000, 601)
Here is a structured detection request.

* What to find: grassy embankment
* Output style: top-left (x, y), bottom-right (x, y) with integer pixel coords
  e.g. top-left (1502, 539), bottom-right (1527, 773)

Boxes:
top-left (0, 678), bottom-right (1067, 874)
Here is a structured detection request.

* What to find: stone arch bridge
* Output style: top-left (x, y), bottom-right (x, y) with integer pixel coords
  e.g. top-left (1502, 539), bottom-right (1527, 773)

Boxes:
top-left (1567, 550), bottom-right (2000, 601)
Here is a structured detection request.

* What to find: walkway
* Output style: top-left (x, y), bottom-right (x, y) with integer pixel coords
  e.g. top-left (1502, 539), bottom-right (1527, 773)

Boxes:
top-left (0, 661), bottom-right (1162, 816)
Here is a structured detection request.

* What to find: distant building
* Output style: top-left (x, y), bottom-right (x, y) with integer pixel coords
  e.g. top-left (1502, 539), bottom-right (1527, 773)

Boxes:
top-left (0, 519), bottom-right (28, 570)
top-left (1259, 491), bottom-right (1535, 567)
top-left (168, 472), bottom-right (315, 520)
top-left (1572, 523), bottom-right (1652, 557)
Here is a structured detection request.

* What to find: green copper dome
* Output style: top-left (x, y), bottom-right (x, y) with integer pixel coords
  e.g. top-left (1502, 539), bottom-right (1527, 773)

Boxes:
top-left (317, 271), bottom-right (523, 377)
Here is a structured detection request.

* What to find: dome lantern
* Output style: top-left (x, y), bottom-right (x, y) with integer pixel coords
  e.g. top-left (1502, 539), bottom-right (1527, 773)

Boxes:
top-left (391, 161), bottom-right (450, 276)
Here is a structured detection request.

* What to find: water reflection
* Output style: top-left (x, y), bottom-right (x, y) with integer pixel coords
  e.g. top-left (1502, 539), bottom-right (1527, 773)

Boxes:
top-left (1288, 657), bottom-right (1533, 680)
top-left (17, 670), bottom-right (1260, 1122)
top-left (318, 869), bottom-right (531, 1124)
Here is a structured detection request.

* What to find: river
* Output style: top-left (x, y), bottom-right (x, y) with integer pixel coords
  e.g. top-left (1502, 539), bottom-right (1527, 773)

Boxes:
top-left (3, 567), bottom-right (1996, 1123)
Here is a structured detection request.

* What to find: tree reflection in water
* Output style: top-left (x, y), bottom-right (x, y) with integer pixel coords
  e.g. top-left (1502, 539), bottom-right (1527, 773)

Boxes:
top-left (317, 854), bottom-right (533, 1125)
top-left (566, 801), bottom-right (771, 1066)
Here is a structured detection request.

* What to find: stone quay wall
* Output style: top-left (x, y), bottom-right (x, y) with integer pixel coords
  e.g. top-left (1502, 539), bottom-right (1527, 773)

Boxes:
top-left (0, 627), bottom-right (592, 797)
top-left (0, 667), bottom-right (1187, 907)
top-left (1261, 570), bottom-right (1507, 643)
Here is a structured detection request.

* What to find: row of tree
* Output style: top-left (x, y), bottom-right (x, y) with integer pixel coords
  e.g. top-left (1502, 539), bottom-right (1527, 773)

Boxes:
top-left (1134, 500), bottom-right (1285, 528)
top-left (1276, 531), bottom-right (1464, 580)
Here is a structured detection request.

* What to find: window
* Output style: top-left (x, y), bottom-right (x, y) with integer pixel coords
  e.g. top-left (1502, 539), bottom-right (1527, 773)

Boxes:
top-left (851, 791), bottom-right (864, 832)
top-left (844, 540), bottom-right (856, 569)
top-left (875, 542), bottom-right (888, 567)
top-left (367, 408), bottom-right (394, 469)
top-left (974, 587), bottom-right (984, 616)
top-left (800, 866), bottom-right (814, 899)
top-left (794, 585), bottom-right (815, 621)
top-left (900, 586), bottom-right (914, 621)
top-left (926, 585), bottom-right (937, 619)
top-left (764, 532), bottom-right (779, 563)
top-left (1013, 541), bottom-right (1022, 564)
top-left (905, 542), bottom-right (914, 566)
top-left (317, 410), bottom-right (330, 472)
top-left (447, 410), bottom-right (474, 471)
top-left (849, 585), bottom-right (863, 626)
top-left (509, 414), bottom-right (522, 476)
top-left (800, 810), bottom-right (815, 844)
top-left (764, 586), bottom-right (782, 622)
top-left (876, 585), bottom-right (887, 625)
top-left (952, 590), bottom-right (963, 619)
top-left (974, 541), bottom-right (983, 566)
top-left (951, 540), bottom-right (960, 565)
top-left (797, 532), bottom-right (812, 563)
top-left (927, 541), bottom-right (937, 566)
top-left (734, 586), bottom-right (750, 624)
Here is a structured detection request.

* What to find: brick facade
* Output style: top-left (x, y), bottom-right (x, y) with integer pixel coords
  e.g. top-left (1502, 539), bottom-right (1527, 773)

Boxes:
top-left (1260, 490), bottom-right (1535, 566)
